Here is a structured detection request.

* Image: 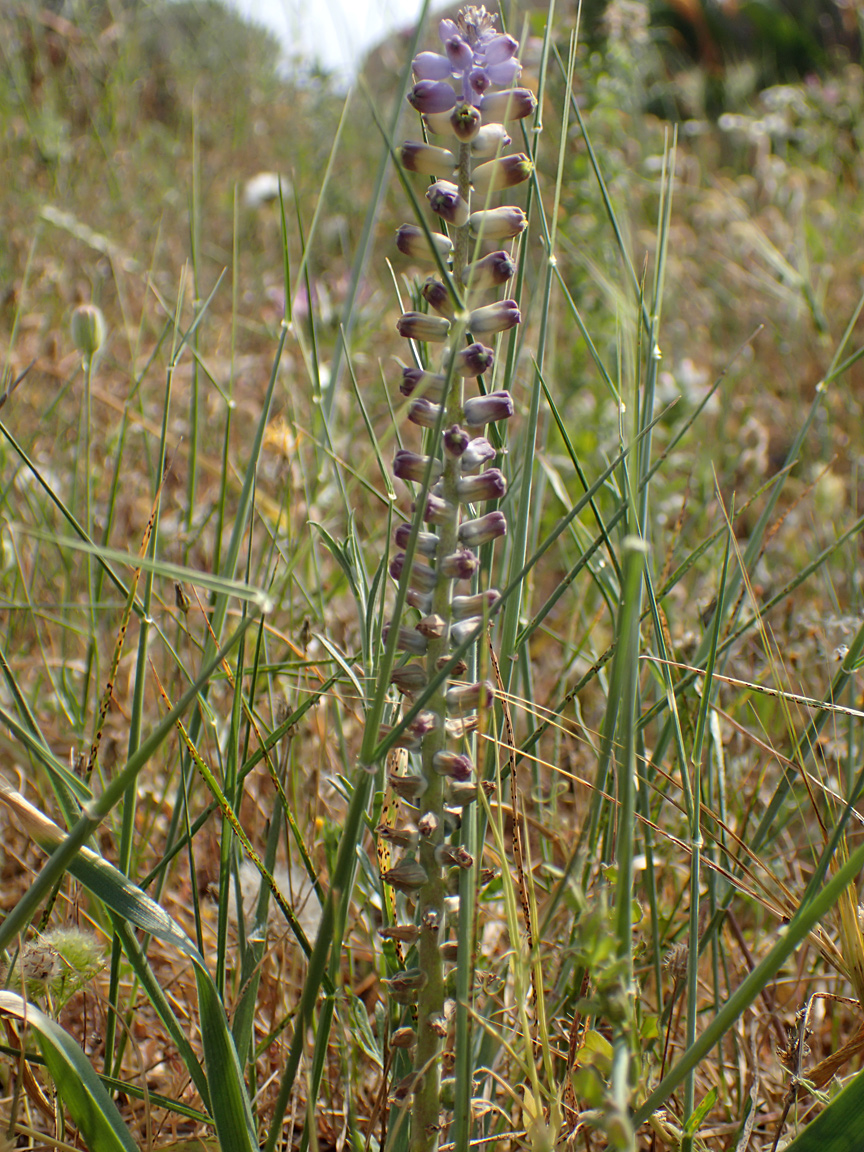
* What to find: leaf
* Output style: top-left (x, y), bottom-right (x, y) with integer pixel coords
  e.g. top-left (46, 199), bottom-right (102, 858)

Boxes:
top-left (0, 991), bottom-right (138, 1152)
top-left (684, 1086), bottom-right (718, 1137)
top-left (783, 1069), bottom-right (864, 1151)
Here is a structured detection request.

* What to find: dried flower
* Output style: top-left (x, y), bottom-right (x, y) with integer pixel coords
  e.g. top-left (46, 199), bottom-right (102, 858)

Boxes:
top-left (383, 858), bottom-right (428, 894)
top-left (452, 589), bottom-right (501, 619)
top-left (433, 751), bottom-right (474, 780)
top-left (391, 662), bottom-right (429, 694)
top-left (376, 822), bottom-right (420, 849)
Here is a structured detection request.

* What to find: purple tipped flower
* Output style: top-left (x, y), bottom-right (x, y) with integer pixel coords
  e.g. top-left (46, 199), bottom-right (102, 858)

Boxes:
top-left (433, 751), bottom-right (474, 781)
top-left (469, 206), bottom-right (528, 239)
top-left (472, 153), bottom-right (533, 195)
top-left (426, 180), bottom-right (469, 227)
top-left (469, 300), bottom-right (521, 336)
top-left (443, 424), bottom-right (470, 457)
top-left (389, 552), bottom-right (438, 593)
top-left (391, 662), bottom-right (428, 693)
top-left (383, 623), bottom-right (429, 655)
top-left (412, 50), bottom-right (454, 80)
top-left (463, 390), bottom-right (515, 428)
top-left (394, 522), bottom-right (439, 556)
top-left (461, 436), bottom-right (496, 473)
top-left (397, 312), bottom-right (451, 342)
top-left (454, 342), bottom-right (495, 376)
top-left (479, 88), bottom-right (537, 121)
top-left (393, 450), bottom-right (443, 484)
top-left (408, 80), bottom-right (458, 115)
top-left (450, 101), bottom-right (481, 141)
top-left (485, 58), bottom-right (522, 86)
top-left (449, 617), bottom-right (484, 646)
top-left (400, 367), bottom-right (447, 402)
top-left (406, 587), bottom-right (432, 613)
top-left (416, 614), bottom-right (448, 639)
top-left (458, 510), bottom-right (508, 546)
top-left (444, 33), bottom-right (474, 72)
top-left (395, 224), bottom-right (454, 263)
top-left (401, 141), bottom-right (456, 175)
top-left (463, 250), bottom-right (515, 289)
top-left (439, 548), bottom-right (480, 579)
top-left (484, 33), bottom-right (519, 66)
top-left (421, 277), bottom-right (456, 318)
top-left (408, 397), bottom-right (442, 429)
top-left (421, 494), bottom-right (455, 524)
top-left (452, 589), bottom-right (501, 619)
top-left (457, 468), bottom-right (508, 502)
top-left (472, 122), bottom-right (512, 157)
top-left (445, 680), bottom-right (495, 715)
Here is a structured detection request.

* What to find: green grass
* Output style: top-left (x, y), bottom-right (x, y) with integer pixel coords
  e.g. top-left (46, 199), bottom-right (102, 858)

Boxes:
top-left (2, 0), bottom-right (864, 1150)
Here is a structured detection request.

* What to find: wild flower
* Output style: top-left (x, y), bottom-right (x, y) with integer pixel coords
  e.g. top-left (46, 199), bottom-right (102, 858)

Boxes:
top-left (381, 8), bottom-right (531, 1147)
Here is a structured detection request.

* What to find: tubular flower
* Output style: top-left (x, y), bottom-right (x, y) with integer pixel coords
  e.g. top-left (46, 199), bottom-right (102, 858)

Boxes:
top-left (384, 10), bottom-right (525, 1147)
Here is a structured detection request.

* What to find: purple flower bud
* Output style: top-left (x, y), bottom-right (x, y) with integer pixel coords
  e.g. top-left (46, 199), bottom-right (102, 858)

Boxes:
top-left (394, 522), bottom-right (439, 556)
top-left (449, 617), bottom-right (484, 646)
top-left (450, 101), bottom-right (481, 142)
top-left (393, 450), bottom-right (443, 484)
top-left (433, 751), bottom-right (474, 781)
top-left (383, 623), bottom-right (429, 655)
top-left (400, 367), bottom-right (447, 402)
top-left (445, 679), bottom-right (495, 715)
top-left (389, 552), bottom-right (438, 592)
top-left (391, 662), bottom-right (428, 693)
top-left (407, 397), bottom-right (442, 429)
top-left (472, 123), bottom-right (512, 157)
top-left (457, 468), bottom-right (508, 502)
top-left (440, 548), bottom-right (480, 579)
top-left (426, 180), bottom-right (469, 227)
top-left (443, 424), bottom-right (469, 457)
top-left (463, 250), bottom-right (515, 290)
top-left (452, 589), bottom-right (501, 619)
top-left (406, 397), bottom-right (442, 430)
top-left (408, 80), bottom-right (458, 115)
top-left (424, 110), bottom-right (458, 136)
top-left (408, 710), bottom-right (439, 736)
top-left (461, 436), bottom-right (496, 473)
top-left (416, 613), bottom-right (447, 639)
top-left (396, 224), bottom-right (454, 263)
top-left (445, 34), bottom-right (474, 72)
top-left (400, 141), bottom-right (456, 175)
top-left (486, 58), bottom-right (522, 86)
top-left (469, 300), bottom-right (521, 336)
top-left (421, 277), bottom-right (456, 318)
top-left (439, 17), bottom-right (459, 43)
top-left (412, 51), bottom-right (453, 80)
top-left (480, 87), bottom-right (537, 121)
top-left (467, 68), bottom-right (492, 99)
top-left (469, 206), bottom-right (528, 239)
top-left (472, 154), bottom-right (533, 196)
top-left (420, 494), bottom-right (455, 524)
top-left (397, 311), bottom-right (451, 342)
top-left (455, 342), bottom-right (495, 376)
top-left (482, 33), bottom-right (519, 66)
top-left (459, 510), bottom-right (508, 546)
top-left (463, 390), bottom-right (515, 428)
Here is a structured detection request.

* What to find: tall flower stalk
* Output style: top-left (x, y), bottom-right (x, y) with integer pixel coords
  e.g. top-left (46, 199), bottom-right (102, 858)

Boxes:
top-left (379, 8), bottom-right (536, 1149)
